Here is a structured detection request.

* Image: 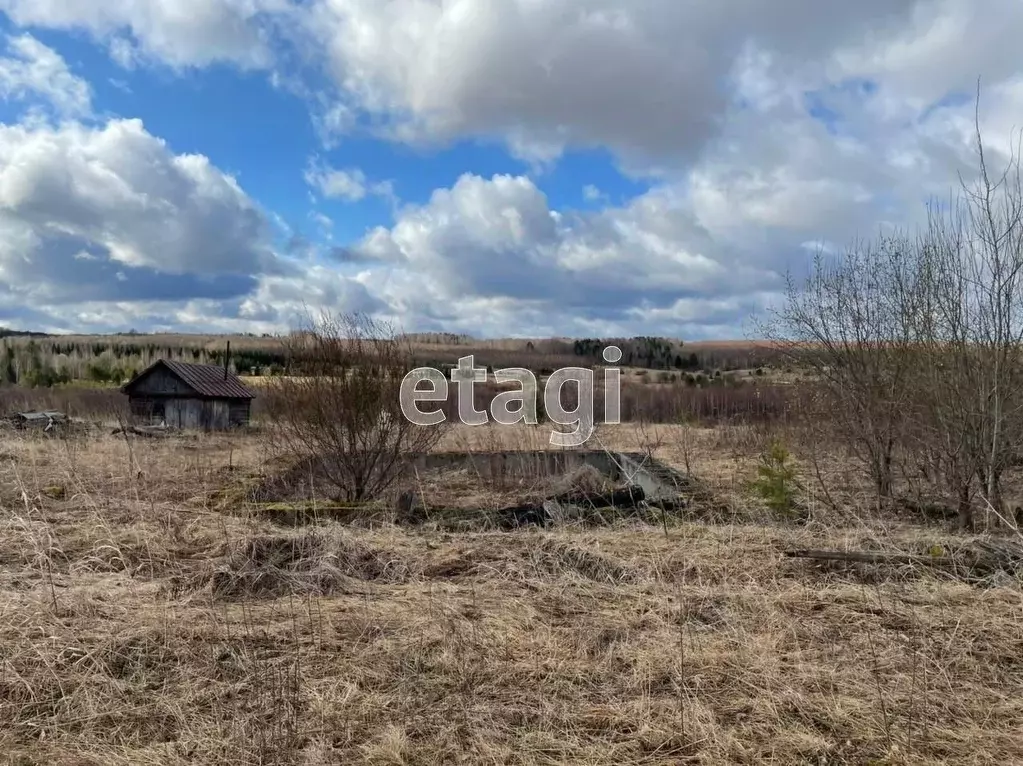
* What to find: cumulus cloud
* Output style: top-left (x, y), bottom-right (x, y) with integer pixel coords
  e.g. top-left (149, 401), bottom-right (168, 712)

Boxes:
top-left (0, 28), bottom-right (386, 336)
top-left (334, 60), bottom-right (1023, 338)
top-left (0, 118), bottom-right (284, 305)
top-left (0, 33), bottom-right (91, 117)
top-left (1, 2), bottom-right (1018, 167)
top-left (829, 0), bottom-right (1023, 108)
top-left (345, 172), bottom-right (781, 336)
top-left (238, 264), bottom-right (387, 325)
top-left (3, 0), bottom-right (1023, 338)
top-left (302, 0), bottom-right (924, 164)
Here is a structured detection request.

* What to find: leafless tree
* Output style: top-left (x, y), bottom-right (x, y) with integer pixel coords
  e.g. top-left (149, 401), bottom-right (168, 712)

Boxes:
top-left (263, 311), bottom-right (447, 502)
top-left (769, 86), bottom-right (1023, 530)
top-left (957, 113), bottom-right (1023, 524)
top-left (911, 88), bottom-right (1023, 528)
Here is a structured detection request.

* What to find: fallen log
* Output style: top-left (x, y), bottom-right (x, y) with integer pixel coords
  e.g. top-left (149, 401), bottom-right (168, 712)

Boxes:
top-left (784, 549), bottom-right (956, 568)
top-left (111, 425), bottom-right (174, 438)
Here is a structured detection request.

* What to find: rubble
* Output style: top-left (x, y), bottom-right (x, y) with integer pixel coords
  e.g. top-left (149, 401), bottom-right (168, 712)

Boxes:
top-left (2, 410), bottom-right (70, 432)
top-left (496, 484), bottom-right (650, 528)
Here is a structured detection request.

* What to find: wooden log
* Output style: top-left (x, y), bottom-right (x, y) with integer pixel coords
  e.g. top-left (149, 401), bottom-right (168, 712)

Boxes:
top-left (784, 549), bottom-right (957, 568)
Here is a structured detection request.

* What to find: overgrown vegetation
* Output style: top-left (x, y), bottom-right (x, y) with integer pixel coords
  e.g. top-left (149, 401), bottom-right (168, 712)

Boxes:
top-left (1, 420), bottom-right (1021, 764)
top-left (5, 83), bottom-right (1023, 766)
top-left (768, 95), bottom-right (1023, 530)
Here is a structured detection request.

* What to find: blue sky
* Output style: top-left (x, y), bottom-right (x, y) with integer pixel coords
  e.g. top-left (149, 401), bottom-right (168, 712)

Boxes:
top-left (0, 1), bottom-right (1019, 338)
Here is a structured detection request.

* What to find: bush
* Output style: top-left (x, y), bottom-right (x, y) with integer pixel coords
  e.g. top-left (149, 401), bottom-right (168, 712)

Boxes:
top-left (263, 312), bottom-right (448, 502)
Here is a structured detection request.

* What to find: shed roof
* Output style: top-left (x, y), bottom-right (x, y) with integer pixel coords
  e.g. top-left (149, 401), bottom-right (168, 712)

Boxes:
top-left (122, 359), bottom-right (256, 399)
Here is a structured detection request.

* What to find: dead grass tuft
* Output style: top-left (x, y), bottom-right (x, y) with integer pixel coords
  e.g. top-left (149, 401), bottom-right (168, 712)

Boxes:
top-left (529, 537), bottom-right (636, 584)
top-left (547, 463), bottom-right (617, 496)
top-left (206, 530), bottom-right (414, 599)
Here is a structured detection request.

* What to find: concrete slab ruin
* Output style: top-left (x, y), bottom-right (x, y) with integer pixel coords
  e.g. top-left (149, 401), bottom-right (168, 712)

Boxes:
top-left (405, 450), bottom-right (697, 528)
top-left (411, 449), bottom-right (693, 505)
top-left (245, 448), bottom-right (712, 530)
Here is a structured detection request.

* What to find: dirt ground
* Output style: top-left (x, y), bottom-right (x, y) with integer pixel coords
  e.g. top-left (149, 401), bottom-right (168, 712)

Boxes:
top-left (0, 423), bottom-right (1021, 765)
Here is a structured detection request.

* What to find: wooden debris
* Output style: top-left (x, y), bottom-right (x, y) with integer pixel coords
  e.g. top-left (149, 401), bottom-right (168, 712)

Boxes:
top-left (111, 424), bottom-right (175, 438)
top-left (497, 484), bottom-right (648, 529)
top-left (785, 538), bottom-right (1023, 582)
top-left (548, 485), bottom-right (646, 509)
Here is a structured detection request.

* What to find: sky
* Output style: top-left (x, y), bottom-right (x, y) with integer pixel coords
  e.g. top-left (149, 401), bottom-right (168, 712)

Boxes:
top-left (0, 1), bottom-right (1020, 339)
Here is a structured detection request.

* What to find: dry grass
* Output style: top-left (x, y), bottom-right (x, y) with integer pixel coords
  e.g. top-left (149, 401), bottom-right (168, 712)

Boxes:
top-left (0, 424), bottom-right (1021, 764)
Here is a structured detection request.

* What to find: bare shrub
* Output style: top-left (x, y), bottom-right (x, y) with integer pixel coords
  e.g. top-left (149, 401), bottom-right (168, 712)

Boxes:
top-left (765, 234), bottom-right (922, 509)
top-left (262, 311), bottom-right (447, 502)
top-left (911, 112), bottom-right (1023, 530)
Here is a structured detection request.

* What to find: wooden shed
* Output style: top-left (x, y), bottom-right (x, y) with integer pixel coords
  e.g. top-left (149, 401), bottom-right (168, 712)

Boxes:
top-left (120, 359), bottom-right (256, 430)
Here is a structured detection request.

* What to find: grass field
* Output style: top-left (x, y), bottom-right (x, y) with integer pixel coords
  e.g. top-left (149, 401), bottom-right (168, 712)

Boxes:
top-left (0, 422), bottom-right (1020, 764)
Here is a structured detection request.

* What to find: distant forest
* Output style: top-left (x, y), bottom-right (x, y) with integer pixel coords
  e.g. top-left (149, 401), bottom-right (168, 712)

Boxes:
top-left (0, 330), bottom-right (782, 388)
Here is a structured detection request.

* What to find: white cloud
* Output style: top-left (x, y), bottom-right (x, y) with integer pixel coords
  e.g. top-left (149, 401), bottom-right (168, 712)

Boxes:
top-left (311, 100), bottom-right (358, 148)
top-left (304, 158), bottom-right (395, 203)
top-left (343, 171), bottom-right (780, 336)
top-left (1, 2), bottom-right (1018, 167)
top-left (301, 0), bottom-right (921, 164)
top-left (310, 211), bottom-right (333, 234)
top-left (331, 59), bottom-right (1023, 338)
top-left (0, 117), bottom-right (283, 305)
top-left (304, 163), bottom-right (366, 201)
top-left (0, 0), bottom-right (291, 70)
top-left (830, 0), bottom-right (1023, 107)
top-left (0, 33), bottom-right (91, 117)
top-left (3, 1), bottom-right (1023, 338)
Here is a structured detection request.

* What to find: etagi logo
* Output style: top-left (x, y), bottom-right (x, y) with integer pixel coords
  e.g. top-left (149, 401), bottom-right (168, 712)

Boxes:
top-left (400, 346), bottom-right (623, 447)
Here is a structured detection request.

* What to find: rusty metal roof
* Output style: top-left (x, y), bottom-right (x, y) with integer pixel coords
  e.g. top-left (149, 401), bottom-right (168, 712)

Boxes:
top-left (123, 359), bottom-right (256, 399)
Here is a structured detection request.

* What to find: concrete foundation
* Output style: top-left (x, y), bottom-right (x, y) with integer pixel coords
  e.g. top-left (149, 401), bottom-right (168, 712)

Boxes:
top-left (412, 450), bottom-right (691, 502)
